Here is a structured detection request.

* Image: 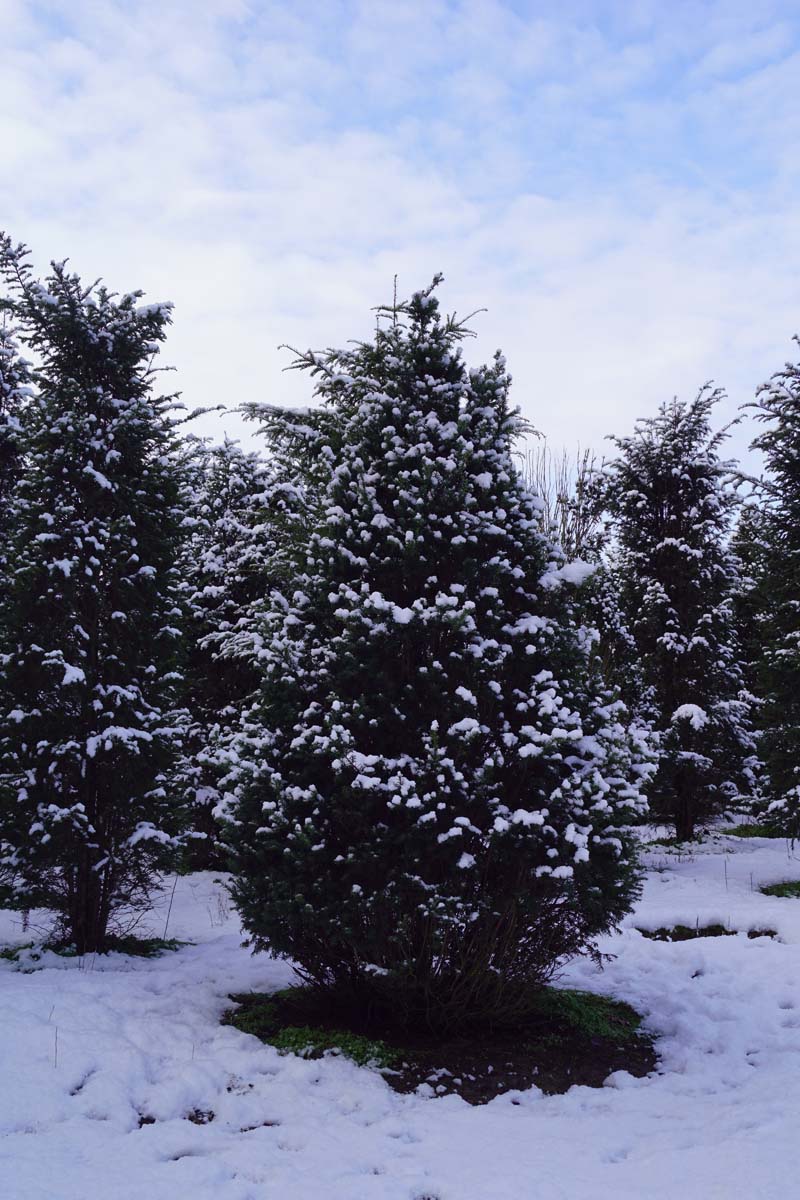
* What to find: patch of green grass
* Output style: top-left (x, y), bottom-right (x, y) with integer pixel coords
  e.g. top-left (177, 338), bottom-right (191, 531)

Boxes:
top-left (223, 994), bottom-right (280, 1039)
top-left (104, 935), bottom-right (188, 957)
top-left (0, 935), bottom-right (187, 965)
top-left (223, 991), bottom-right (398, 1069)
top-left (761, 880), bottom-right (800, 898)
top-left (271, 1025), bottom-right (398, 1068)
top-left (638, 923), bottom-right (734, 942)
top-left (528, 988), bottom-right (643, 1043)
top-left (721, 823), bottom-right (776, 839)
top-left (638, 923), bottom-right (777, 941)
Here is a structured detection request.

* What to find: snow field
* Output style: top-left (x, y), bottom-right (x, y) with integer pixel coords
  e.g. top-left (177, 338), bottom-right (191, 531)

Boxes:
top-left (3, 838), bottom-right (800, 1199)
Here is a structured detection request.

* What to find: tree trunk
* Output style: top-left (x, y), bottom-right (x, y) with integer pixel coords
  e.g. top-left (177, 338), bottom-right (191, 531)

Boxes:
top-left (674, 784), bottom-right (695, 842)
top-left (69, 858), bottom-right (108, 954)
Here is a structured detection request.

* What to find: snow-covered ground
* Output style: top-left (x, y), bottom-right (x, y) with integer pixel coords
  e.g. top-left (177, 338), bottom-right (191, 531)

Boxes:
top-left (3, 835), bottom-right (800, 1200)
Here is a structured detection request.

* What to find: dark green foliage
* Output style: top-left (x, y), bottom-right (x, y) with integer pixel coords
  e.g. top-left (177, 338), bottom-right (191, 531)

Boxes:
top-left (743, 343), bottom-right (800, 835)
top-left (0, 317), bottom-right (31, 607)
top-left (177, 438), bottom-right (287, 868)
top-left (732, 500), bottom-right (771, 698)
top-left (601, 388), bottom-right (758, 840)
top-left (0, 236), bottom-right (189, 953)
top-left (223, 278), bottom-right (650, 1029)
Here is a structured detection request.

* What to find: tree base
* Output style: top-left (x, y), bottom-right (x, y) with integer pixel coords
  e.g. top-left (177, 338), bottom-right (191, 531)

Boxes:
top-left (223, 984), bottom-right (657, 1104)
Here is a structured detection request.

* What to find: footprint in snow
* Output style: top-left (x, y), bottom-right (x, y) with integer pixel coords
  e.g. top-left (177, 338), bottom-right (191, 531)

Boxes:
top-left (386, 1127), bottom-right (421, 1144)
top-left (69, 1068), bottom-right (97, 1097)
top-left (603, 1147), bottom-right (631, 1163)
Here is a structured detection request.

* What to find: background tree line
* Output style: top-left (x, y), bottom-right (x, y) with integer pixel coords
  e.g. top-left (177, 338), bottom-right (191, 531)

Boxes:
top-left (0, 235), bottom-right (796, 1026)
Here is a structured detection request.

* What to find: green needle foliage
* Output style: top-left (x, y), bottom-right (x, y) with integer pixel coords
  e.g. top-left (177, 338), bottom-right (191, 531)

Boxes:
top-left (743, 342), bottom-right (800, 836)
top-left (222, 278), bottom-right (651, 1029)
top-left (0, 236), bottom-right (189, 953)
top-left (601, 389), bottom-right (758, 840)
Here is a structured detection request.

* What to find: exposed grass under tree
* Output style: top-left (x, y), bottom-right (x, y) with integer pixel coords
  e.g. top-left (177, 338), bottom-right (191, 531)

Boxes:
top-left (223, 984), bottom-right (656, 1103)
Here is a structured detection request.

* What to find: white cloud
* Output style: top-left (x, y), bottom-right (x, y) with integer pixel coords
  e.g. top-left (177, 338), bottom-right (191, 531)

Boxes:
top-left (1, 0), bottom-right (799, 463)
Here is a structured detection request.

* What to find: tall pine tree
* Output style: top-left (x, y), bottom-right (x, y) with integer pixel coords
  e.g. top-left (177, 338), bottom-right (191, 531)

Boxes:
top-left (602, 388), bottom-right (758, 839)
top-left (178, 437), bottom-right (290, 866)
top-left (0, 237), bottom-right (188, 952)
top-left (0, 314), bottom-right (31, 605)
top-left (746, 341), bottom-right (800, 832)
top-left (223, 279), bottom-right (650, 1027)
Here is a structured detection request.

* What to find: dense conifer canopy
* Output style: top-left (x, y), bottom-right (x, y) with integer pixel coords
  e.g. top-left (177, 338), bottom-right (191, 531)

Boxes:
top-left (0, 238), bottom-right (189, 951)
top-left (601, 389), bottom-right (757, 839)
top-left (743, 344), bottom-right (800, 830)
top-left (222, 280), bottom-right (650, 1025)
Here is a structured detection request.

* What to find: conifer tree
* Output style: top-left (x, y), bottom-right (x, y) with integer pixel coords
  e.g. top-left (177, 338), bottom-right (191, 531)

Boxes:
top-left (746, 343), bottom-right (800, 831)
top-left (0, 237), bottom-right (188, 952)
top-left (178, 438), bottom-right (287, 865)
top-left (602, 389), bottom-right (757, 840)
top-left (519, 443), bottom-right (640, 700)
top-left (731, 501), bottom-right (771, 715)
top-left (0, 315), bottom-right (31, 603)
top-left (224, 279), bottom-right (650, 1027)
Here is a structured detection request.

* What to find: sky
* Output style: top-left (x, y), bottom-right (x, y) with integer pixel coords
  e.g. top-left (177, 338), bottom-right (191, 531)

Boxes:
top-left (2, 0), bottom-right (800, 463)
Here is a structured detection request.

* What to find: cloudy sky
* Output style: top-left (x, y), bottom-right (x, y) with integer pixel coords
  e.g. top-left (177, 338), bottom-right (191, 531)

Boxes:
top-left (3, 0), bottom-right (800, 461)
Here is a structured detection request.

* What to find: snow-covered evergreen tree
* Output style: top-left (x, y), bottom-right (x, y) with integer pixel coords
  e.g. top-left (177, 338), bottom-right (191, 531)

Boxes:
top-left (178, 437), bottom-right (290, 865)
top-left (602, 388), bottom-right (758, 839)
top-left (0, 313), bottom-right (31, 606)
top-left (223, 279), bottom-right (650, 1027)
top-left (0, 237), bottom-right (188, 953)
top-left (731, 500), bottom-right (770, 708)
top-left (746, 342), bottom-right (800, 832)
